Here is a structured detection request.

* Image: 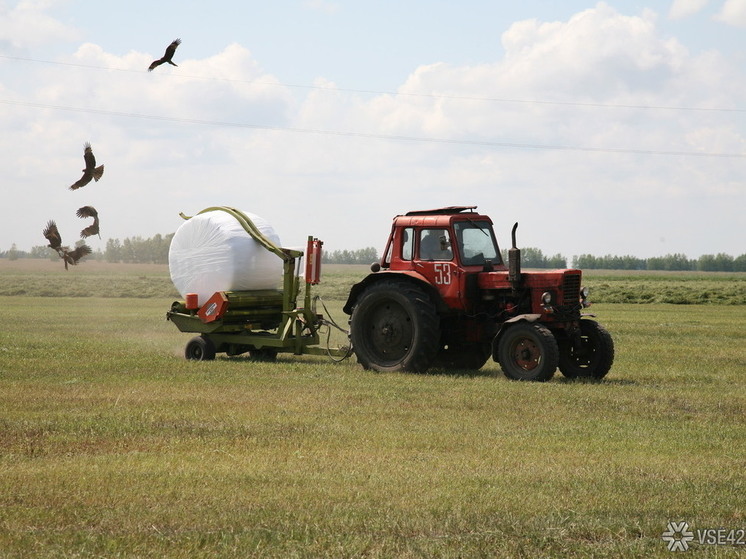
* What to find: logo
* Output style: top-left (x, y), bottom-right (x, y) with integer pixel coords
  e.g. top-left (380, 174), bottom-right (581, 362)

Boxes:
top-left (204, 302), bottom-right (218, 316)
top-left (662, 521), bottom-right (694, 552)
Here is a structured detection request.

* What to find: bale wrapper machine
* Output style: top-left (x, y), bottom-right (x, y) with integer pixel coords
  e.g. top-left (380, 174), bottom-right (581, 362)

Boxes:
top-left (166, 206), bottom-right (351, 361)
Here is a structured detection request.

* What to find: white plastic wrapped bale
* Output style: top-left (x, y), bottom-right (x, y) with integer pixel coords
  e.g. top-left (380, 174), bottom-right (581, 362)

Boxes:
top-left (169, 210), bottom-right (283, 306)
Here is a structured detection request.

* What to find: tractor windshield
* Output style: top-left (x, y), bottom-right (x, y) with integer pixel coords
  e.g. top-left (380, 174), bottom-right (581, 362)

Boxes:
top-left (454, 220), bottom-right (502, 266)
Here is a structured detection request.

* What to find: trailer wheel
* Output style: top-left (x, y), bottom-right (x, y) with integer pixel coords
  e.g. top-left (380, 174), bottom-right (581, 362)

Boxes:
top-left (185, 335), bottom-right (216, 361)
top-left (350, 279), bottom-right (440, 373)
top-left (433, 343), bottom-right (491, 370)
top-left (497, 322), bottom-right (558, 381)
top-left (559, 320), bottom-right (614, 379)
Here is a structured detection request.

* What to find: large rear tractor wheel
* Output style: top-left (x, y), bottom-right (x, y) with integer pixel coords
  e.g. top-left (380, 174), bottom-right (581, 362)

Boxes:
top-left (497, 322), bottom-right (558, 382)
top-left (559, 320), bottom-right (614, 379)
top-left (185, 335), bottom-right (216, 361)
top-left (350, 280), bottom-right (440, 373)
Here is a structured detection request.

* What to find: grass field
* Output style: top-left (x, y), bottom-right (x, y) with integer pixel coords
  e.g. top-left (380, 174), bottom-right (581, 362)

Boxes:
top-left (0, 261), bottom-right (744, 557)
top-left (1, 259), bottom-right (744, 304)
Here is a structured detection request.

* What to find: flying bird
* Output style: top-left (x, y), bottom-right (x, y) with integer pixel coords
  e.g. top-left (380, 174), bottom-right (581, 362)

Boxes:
top-left (148, 38), bottom-right (181, 71)
top-left (42, 220), bottom-right (63, 252)
top-left (69, 142), bottom-right (104, 190)
top-left (59, 244), bottom-right (92, 271)
top-left (76, 206), bottom-right (100, 239)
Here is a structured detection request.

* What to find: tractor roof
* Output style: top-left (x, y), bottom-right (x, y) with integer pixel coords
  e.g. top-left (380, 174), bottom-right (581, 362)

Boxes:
top-left (393, 206), bottom-right (492, 228)
top-left (404, 206), bottom-right (477, 216)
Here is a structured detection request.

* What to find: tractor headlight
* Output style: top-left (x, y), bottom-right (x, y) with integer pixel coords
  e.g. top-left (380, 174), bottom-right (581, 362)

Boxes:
top-left (580, 286), bottom-right (591, 307)
top-left (541, 291), bottom-right (554, 307)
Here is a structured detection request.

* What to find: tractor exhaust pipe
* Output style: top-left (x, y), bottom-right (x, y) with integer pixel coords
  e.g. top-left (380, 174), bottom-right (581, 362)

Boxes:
top-left (508, 222), bottom-right (521, 289)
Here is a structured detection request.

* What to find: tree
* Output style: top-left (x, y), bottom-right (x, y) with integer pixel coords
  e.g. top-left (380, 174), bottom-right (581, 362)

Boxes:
top-left (647, 253), bottom-right (693, 271)
top-left (105, 238), bottom-right (122, 263)
top-left (697, 253), bottom-right (733, 272)
top-left (573, 254), bottom-right (599, 269)
top-left (323, 247), bottom-right (379, 264)
top-left (7, 244), bottom-right (20, 261)
top-left (521, 247), bottom-right (546, 268)
top-left (547, 253), bottom-right (567, 268)
top-left (28, 245), bottom-right (52, 259)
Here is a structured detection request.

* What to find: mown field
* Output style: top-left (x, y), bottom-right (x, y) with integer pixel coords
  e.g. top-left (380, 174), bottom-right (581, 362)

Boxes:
top-left (1, 260), bottom-right (745, 304)
top-left (0, 260), bottom-right (744, 558)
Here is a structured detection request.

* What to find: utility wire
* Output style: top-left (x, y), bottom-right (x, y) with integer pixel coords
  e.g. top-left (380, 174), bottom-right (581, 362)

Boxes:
top-left (1, 53), bottom-right (744, 113)
top-left (1, 98), bottom-right (744, 158)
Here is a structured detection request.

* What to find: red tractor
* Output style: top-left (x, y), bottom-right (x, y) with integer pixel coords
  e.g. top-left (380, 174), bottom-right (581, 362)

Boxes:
top-left (344, 206), bottom-right (614, 381)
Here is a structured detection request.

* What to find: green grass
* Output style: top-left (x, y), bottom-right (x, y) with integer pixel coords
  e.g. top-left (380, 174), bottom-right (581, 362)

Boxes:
top-left (1, 262), bottom-right (744, 557)
top-left (0, 260), bottom-right (180, 298)
top-left (0, 286), bottom-right (744, 557)
top-left (582, 270), bottom-right (746, 305)
top-left (2, 260), bottom-right (745, 304)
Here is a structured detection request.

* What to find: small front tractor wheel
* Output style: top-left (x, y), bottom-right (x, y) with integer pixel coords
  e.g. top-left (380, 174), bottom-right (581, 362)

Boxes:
top-left (497, 322), bottom-right (559, 381)
top-left (185, 335), bottom-right (216, 361)
top-left (559, 320), bottom-right (615, 379)
top-left (350, 279), bottom-right (440, 373)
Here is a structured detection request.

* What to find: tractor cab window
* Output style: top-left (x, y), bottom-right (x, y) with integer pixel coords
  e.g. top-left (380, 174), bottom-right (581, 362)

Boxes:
top-left (454, 221), bottom-right (501, 266)
top-left (401, 227), bottom-right (414, 260)
top-left (419, 229), bottom-right (453, 261)
top-left (382, 241), bottom-right (392, 268)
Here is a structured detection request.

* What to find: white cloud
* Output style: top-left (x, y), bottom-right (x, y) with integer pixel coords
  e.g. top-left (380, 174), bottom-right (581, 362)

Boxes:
top-left (714, 0), bottom-right (746, 26)
top-left (499, 4), bottom-right (688, 94)
top-left (279, 2), bottom-right (745, 257)
top-left (668, 0), bottom-right (710, 19)
top-left (668, 0), bottom-right (746, 26)
top-left (0, 0), bottom-right (79, 51)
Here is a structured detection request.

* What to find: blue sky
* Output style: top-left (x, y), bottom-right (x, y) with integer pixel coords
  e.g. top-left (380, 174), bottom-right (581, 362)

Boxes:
top-left (42, 1), bottom-right (746, 89)
top-left (1, 0), bottom-right (745, 259)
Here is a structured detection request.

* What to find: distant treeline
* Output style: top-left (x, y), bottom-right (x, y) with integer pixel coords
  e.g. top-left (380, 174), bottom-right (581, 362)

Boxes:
top-left (3, 234), bottom-right (174, 265)
top-left (501, 248), bottom-right (568, 269)
top-left (3, 237), bottom-right (745, 271)
top-left (321, 247), bottom-right (378, 265)
top-left (572, 252), bottom-right (746, 272)
top-left (102, 234), bottom-right (174, 264)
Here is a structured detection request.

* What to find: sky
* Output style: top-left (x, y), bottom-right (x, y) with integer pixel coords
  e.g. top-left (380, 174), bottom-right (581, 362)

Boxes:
top-left (0, 0), bottom-right (744, 260)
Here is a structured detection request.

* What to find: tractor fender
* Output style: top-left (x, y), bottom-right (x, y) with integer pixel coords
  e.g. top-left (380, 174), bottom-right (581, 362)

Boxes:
top-left (491, 314), bottom-right (543, 360)
top-left (343, 270), bottom-right (444, 315)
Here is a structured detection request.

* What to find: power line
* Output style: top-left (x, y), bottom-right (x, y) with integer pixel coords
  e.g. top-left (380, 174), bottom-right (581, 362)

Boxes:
top-left (1, 53), bottom-right (744, 113)
top-left (1, 98), bottom-right (744, 158)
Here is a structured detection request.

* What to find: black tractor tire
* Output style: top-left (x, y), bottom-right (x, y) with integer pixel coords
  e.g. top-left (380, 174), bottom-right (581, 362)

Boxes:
top-left (559, 320), bottom-right (615, 379)
top-left (433, 343), bottom-right (491, 371)
top-left (350, 279), bottom-right (440, 373)
top-left (185, 335), bottom-right (216, 361)
top-left (497, 322), bottom-right (559, 382)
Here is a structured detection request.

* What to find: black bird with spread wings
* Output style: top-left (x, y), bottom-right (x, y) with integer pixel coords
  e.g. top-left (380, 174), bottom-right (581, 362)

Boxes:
top-left (42, 220), bottom-right (91, 269)
top-left (76, 206), bottom-right (100, 239)
top-left (69, 142), bottom-right (104, 190)
top-left (60, 245), bottom-right (92, 270)
top-left (43, 220), bottom-right (63, 252)
top-left (148, 38), bottom-right (181, 71)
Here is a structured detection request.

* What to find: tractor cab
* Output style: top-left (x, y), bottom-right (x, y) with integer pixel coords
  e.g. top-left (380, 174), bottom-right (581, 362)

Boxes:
top-left (381, 206), bottom-right (504, 270)
top-left (375, 206), bottom-right (506, 312)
